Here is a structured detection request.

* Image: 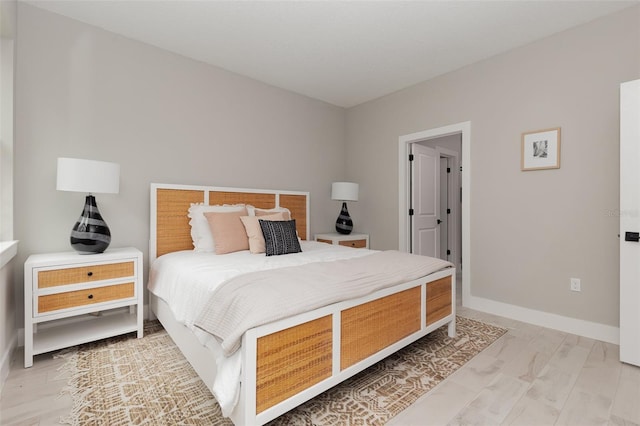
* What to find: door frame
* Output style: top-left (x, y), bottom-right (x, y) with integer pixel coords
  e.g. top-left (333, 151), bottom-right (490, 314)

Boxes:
top-left (398, 121), bottom-right (471, 305)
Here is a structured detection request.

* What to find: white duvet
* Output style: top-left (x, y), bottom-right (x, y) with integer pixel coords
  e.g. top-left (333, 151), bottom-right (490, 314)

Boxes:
top-left (147, 240), bottom-right (375, 415)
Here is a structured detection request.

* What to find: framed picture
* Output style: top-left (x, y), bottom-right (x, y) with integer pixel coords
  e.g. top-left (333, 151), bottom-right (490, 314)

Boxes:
top-left (521, 127), bottom-right (561, 171)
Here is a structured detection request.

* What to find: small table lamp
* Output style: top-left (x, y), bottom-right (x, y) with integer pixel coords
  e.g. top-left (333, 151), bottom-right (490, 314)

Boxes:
top-left (56, 157), bottom-right (120, 254)
top-left (331, 182), bottom-right (358, 235)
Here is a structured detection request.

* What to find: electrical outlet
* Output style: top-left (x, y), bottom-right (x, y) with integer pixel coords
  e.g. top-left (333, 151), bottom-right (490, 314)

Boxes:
top-left (570, 278), bottom-right (581, 292)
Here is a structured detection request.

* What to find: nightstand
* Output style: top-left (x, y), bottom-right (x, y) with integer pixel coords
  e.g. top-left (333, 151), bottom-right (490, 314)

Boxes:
top-left (315, 232), bottom-right (369, 249)
top-left (23, 247), bottom-right (143, 367)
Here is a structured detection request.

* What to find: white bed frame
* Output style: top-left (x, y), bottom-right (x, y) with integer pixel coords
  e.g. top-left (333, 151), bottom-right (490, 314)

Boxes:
top-left (148, 183), bottom-right (456, 425)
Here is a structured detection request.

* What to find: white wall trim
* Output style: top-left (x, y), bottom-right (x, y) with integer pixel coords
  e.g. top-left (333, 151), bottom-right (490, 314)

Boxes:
top-left (466, 294), bottom-right (620, 344)
top-left (0, 333), bottom-right (17, 397)
top-left (0, 240), bottom-right (18, 269)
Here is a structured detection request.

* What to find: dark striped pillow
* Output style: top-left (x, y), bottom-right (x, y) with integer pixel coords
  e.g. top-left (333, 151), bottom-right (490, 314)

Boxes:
top-left (259, 219), bottom-right (302, 256)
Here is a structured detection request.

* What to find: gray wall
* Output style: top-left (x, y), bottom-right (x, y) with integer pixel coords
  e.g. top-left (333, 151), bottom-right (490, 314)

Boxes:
top-left (13, 4), bottom-right (346, 321)
top-left (345, 6), bottom-right (640, 328)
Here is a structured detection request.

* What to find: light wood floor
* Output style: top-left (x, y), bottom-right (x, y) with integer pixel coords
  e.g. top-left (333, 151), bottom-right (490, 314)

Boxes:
top-left (2, 282), bottom-right (639, 425)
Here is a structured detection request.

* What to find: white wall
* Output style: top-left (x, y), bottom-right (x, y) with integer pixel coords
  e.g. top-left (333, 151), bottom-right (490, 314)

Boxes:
top-left (0, 259), bottom-right (16, 394)
top-left (345, 6), bottom-right (640, 332)
top-left (1, 34), bottom-right (14, 243)
top-left (1, 0), bottom-right (17, 394)
top-left (13, 4), bottom-right (347, 325)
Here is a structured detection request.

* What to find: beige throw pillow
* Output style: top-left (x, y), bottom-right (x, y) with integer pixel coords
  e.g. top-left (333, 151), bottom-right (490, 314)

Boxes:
top-left (204, 207), bottom-right (249, 254)
top-left (240, 212), bottom-right (287, 254)
top-left (188, 203), bottom-right (246, 252)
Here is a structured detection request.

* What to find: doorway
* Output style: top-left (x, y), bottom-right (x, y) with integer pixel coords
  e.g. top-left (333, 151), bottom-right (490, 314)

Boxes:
top-left (398, 121), bottom-right (471, 305)
top-left (408, 143), bottom-right (460, 268)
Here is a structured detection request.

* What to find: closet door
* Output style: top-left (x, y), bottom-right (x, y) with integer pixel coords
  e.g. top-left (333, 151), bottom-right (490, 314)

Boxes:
top-left (620, 79), bottom-right (640, 367)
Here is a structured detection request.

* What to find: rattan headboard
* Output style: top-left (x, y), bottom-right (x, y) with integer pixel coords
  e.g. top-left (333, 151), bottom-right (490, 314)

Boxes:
top-left (149, 183), bottom-right (310, 262)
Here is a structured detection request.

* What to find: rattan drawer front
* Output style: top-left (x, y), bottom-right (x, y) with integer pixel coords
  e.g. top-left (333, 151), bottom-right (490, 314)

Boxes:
top-left (426, 276), bottom-right (452, 326)
top-left (38, 262), bottom-right (134, 288)
top-left (38, 282), bottom-right (135, 313)
top-left (256, 315), bottom-right (332, 414)
top-left (341, 286), bottom-right (421, 370)
top-left (338, 239), bottom-right (367, 248)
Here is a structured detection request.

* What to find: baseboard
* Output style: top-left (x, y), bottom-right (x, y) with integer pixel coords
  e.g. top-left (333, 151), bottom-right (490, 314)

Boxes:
top-left (0, 333), bottom-right (17, 398)
top-left (464, 294), bottom-right (620, 345)
top-left (146, 303), bottom-right (156, 321)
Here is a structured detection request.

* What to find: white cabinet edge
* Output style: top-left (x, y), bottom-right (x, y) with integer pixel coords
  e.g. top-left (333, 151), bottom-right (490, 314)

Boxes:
top-left (0, 240), bottom-right (18, 269)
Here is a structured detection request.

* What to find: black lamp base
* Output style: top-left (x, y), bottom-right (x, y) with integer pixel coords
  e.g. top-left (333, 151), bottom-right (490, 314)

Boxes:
top-left (335, 201), bottom-right (353, 235)
top-left (70, 195), bottom-right (111, 254)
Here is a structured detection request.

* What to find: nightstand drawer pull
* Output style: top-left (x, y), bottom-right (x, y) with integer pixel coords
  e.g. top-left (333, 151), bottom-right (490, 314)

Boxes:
top-left (38, 262), bottom-right (134, 288)
top-left (38, 282), bottom-right (134, 313)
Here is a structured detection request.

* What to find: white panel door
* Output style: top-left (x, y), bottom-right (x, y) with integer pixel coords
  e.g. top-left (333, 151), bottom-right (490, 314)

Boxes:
top-left (411, 144), bottom-right (439, 257)
top-left (620, 78), bottom-right (640, 367)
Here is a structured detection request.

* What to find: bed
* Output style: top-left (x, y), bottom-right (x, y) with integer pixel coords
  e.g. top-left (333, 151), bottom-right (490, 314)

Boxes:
top-left (147, 183), bottom-right (456, 425)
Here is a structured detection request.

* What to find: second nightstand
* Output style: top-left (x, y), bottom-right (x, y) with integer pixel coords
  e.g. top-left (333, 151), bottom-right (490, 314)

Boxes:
top-left (315, 232), bottom-right (369, 249)
top-left (23, 247), bottom-right (143, 367)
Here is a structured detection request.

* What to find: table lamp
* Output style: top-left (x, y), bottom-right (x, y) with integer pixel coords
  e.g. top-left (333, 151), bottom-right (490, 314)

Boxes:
top-left (331, 182), bottom-right (358, 235)
top-left (56, 157), bottom-right (120, 254)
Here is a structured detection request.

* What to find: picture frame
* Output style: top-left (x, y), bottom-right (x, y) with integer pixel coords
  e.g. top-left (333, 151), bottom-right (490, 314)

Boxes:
top-left (521, 127), bottom-right (561, 171)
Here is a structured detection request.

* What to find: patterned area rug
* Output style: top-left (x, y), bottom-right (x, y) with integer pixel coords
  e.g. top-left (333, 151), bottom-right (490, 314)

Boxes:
top-left (58, 317), bottom-right (506, 425)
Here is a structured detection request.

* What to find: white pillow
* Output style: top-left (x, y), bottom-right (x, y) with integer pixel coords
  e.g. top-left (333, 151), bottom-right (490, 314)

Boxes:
top-left (246, 205), bottom-right (292, 217)
top-left (188, 203), bottom-right (246, 252)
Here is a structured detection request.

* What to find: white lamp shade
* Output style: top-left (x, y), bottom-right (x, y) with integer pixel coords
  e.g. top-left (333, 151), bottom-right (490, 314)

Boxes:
top-left (331, 182), bottom-right (358, 201)
top-left (56, 157), bottom-right (120, 194)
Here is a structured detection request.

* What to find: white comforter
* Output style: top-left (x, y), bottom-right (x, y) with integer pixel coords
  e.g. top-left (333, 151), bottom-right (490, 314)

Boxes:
top-left (195, 250), bottom-right (452, 356)
top-left (147, 241), bottom-right (375, 415)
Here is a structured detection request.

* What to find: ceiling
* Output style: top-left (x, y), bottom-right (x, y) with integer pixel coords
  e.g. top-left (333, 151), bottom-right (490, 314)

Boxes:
top-left (24, 0), bottom-right (638, 108)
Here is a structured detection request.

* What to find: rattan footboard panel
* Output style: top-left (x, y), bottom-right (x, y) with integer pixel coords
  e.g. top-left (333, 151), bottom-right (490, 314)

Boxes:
top-left (426, 276), bottom-right (452, 326)
top-left (256, 315), bottom-right (333, 414)
top-left (340, 286), bottom-right (422, 370)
